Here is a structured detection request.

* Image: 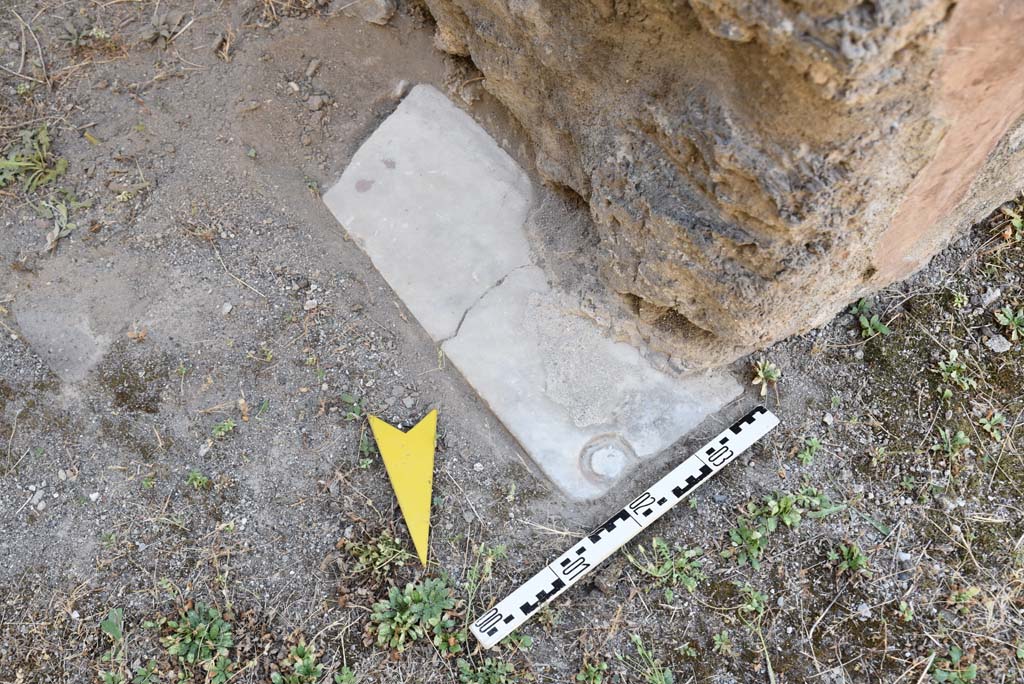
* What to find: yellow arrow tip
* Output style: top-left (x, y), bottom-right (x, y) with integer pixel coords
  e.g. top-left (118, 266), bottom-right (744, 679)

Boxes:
top-left (368, 410), bottom-right (437, 566)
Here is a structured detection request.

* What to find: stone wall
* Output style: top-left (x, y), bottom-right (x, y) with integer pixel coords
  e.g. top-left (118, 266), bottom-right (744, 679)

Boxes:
top-left (420, 0), bottom-right (1024, 369)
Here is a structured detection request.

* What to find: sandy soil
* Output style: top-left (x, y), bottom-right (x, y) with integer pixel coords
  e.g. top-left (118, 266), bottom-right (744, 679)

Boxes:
top-left (1, 2), bottom-right (1022, 683)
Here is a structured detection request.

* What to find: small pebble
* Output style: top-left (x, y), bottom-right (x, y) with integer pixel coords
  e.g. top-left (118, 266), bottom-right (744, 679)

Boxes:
top-left (343, 0), bottom-right (396, 25)
top-left (304, 299), bottom-right (318, 311)
top-left (985, 334), bottom-right (1012, 354)
top-left (473, 462), bottom-right (484, 472)
top-left (221, 302), bottom-right (233, 315)
top-left (305, 58), bottom-right (321, 78)
top-left (391, 79), bottom-right (410, 100)
top-left (980, 287), bottom-right (1001, 307)
top-left (89, 492), bottom-right (100, 502)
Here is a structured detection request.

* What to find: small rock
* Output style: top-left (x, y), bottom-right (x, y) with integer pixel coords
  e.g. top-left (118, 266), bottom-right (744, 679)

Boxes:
top-left (221, 302), bottom-right (233, 316)
top-left (305, 58), bottom-right (321, 78)
top-left (30, 490), bottom-right (44, 506)
top-left (58, 469), bottom-right (67, 481)
top-left (89, 492), bottom-right (100, 502)
top-left (391, 79), bottom-right (410, 100)
top-left (306, 95), bottom-right (326, 111)
top-left (473, 462), bottom-right (484, 472)
top-left (36, 501), bottom-right (46, 511)
top-left (823, 412), bottom-right (834, 426)
top-left (288, 81), bottom-right (300, 92)
top-left (855, 602), bottom-right (872, 619)
top-left (592, 558), bottom-right (626, 595)
top-left (343, 0), bottom-right (396, 25)
top-left (198, 441), bottom-right (213, 458)
top-left (303, 299), bottom-right (318, 311)
top-left (980, 287), bottom-right (1001, 307)
top-left (896, 551), bottom-right (913, 566)
top-left (402, 396), bottom-right (415, 408)
top-left (712, 493), bottom-right (728, 504)
top-left (985, 334), bottom-right (1012, 354)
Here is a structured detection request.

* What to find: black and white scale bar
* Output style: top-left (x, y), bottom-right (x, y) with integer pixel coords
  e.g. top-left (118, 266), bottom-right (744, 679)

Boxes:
top-left (470, 405), bottom-right (779, 649)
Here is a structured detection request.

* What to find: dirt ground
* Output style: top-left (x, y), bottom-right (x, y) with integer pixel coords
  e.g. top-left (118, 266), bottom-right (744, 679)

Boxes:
top-left (1, 2), bottom-right (1022, 683)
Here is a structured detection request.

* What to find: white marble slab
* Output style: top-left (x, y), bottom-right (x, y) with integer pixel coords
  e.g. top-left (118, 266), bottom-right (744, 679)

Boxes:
top-left (324, 84), bottom-right (741, 499)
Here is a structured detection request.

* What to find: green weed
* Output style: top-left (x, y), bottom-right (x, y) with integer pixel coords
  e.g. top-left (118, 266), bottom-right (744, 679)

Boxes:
top-left (625, 538), bottom-right (704, 601)
top-left (827, 542), bottom-right (871, 578)
top-left (994, 305), bottom-right (1024, 341)
top-left (186, 470), bottom-right (211, 490)
top-left (751, 359), bottom-right (781, 398)
top-left (271, 641), bottom-right (325, 684)
top-left (723, 488), bottom-right (837, 568)
top-left (933, 350), bottom-right (976, 393)
top-left (340, 393), bottom-right (364, 421)
top-left (978, 412), bottom-right (1006, 441)
top-left (98, 608), bottom-right (126, 684)
top-left (947, 586), bottom-right (981, 615)
top-left (858, 313), bottom-right (891, 338)
top-left (211, 419), bottom-right (236, 439)
top-left (712, 630), bottom-right (733, 656)
top-left (368, 578), bottom-right (465, 654)
top-left (848, 298), bottom-right (872, 316)
top-left (736, 582), bottom-right (767, 618)
top-left (723, 516), bottom-right (768, 569)
top-left (930, 645), bottom-right (976, 682)
top-left (156, 602), bottom-right (233, 682)
top-left (343, 532), bottom-right (414, 584)
top-left (932, 427), bottom-right (970, 456)
top-left (576, 660), bottom-right (608, 684)
top-left (456, 658), bottom-right (519, 684)
top-left (464, 543), bottom-right (507, 611)
top-left (0, 126), bottom-right (67, 192)
top-left (334, 668), bottom-right (358, 684)
top-left (797, 437), bottom-right (821, 466)
top-left (618, 634), bottom-right (674, 684)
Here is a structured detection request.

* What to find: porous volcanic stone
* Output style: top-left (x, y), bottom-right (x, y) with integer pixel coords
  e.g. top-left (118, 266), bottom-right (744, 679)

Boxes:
top-left (420, 0), bottom-right (1024, 369)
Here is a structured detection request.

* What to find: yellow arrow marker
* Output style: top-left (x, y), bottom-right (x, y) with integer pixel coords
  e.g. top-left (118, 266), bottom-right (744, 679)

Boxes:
top-left (368, 410), bottom-right (437, 566)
